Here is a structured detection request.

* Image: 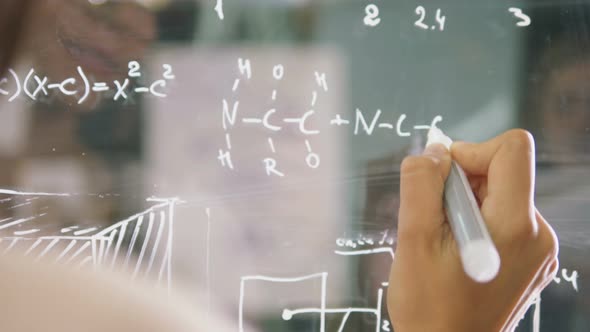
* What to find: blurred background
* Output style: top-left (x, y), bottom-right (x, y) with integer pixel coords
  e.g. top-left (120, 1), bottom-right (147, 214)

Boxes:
top-left (0, 0), bottom-right (589, 331)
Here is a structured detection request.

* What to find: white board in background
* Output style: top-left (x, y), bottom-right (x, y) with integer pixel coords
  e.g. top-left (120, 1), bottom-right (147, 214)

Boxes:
top-left (145, 47), bottom-right (348, 315)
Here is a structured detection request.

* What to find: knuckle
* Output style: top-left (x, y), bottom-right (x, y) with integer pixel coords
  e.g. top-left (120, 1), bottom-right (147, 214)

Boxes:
top-left (513, 220), bottom-right (537, 240)
top-left (539, 223), bottom-right (560, 260)
top-left (511, 210), bottom-right (538, 240)
top-left (400, 155), bottom-right (439, 176)
top-left (504, 129), bottom-right (535, 153)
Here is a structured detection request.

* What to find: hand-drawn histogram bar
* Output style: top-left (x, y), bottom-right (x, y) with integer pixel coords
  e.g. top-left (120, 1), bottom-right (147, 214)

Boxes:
top-left (0, 190), bottom-right (178, 290)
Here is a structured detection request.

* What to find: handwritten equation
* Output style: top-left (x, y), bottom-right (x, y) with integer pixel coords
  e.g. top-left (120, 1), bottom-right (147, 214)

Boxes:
top-left (336, 230), bottom-right (395, 249)
top-left (0, 61), bottom-right (175, 104)
top-left (218, 58), bottom-right (441, 176)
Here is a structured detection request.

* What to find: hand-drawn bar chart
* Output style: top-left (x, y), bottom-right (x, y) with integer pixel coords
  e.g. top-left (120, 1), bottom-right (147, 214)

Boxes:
top-left (0, 189), bottom-right (178, 289)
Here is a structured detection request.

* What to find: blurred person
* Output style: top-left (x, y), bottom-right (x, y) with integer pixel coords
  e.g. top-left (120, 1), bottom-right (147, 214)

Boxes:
top-left (522, 21), bottom-right (590, 163)
top-left (517, 4), bottom-right (590, 330)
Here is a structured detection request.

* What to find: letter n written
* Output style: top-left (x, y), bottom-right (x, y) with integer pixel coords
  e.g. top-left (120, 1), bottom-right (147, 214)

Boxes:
top-left (354, 109), bottom-right (382, 136)
top-left (222, 99), bottom-right (239, 130)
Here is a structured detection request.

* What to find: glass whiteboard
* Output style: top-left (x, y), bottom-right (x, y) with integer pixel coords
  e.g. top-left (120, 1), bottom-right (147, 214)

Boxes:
top-left (0, 0), bottom-right (587, 331)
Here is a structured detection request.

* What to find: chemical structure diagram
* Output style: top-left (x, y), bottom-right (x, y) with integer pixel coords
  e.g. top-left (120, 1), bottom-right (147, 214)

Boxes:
top-left (218, 58), bottom-right (443, 177)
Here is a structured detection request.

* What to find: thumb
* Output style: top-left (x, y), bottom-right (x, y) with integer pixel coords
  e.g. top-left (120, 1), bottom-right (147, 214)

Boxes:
top-left (397, 143), bottom-right (451, 251)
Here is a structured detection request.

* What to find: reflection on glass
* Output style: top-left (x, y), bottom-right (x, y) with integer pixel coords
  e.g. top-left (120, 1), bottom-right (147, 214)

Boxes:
top-left (0, 1), bottom-right (589, 331)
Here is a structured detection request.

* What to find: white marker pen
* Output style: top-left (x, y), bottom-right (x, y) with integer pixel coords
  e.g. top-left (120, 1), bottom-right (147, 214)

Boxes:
top-left (426, 127), bottom-right (501, 283)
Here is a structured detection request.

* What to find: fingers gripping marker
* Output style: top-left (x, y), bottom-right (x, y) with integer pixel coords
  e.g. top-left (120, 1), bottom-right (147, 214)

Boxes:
top-left (426, 126), bottom-right (501, 283)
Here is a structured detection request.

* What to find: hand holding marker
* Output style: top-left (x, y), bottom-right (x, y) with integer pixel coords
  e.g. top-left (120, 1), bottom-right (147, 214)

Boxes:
top-left (426, 126), bottom-right (500, 283)
top-left (389, 129), bottom-right (559, 332)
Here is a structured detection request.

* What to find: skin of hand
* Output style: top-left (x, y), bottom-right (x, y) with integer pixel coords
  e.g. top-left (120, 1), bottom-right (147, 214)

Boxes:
top-left (387, 129), bottom-right (559, 332)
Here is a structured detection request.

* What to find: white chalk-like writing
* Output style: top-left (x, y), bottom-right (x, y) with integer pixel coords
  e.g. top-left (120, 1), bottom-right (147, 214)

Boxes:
top-left (508, 7), bottom-right (531, 27)
top-left (217, 58), bottom-right (444, 176)
top-left (0, 189), bottom-right (179, 290)
top-left (215, 0), bottom-right (224, 20)
top-left (364, 4), bottom-right (381, 27)
top-left (415, 6), bottom-right (446, 31)
top-left (305, 140), bottom-right (321, 169)
top-left (240, 241), bottom-right (396, 332)
top-left (336, 230), bottom-right (395, 249)
top-left (218, 59), bottom-right (332, 176)
top-left (553, 268), bottom-right (579, 292)
top-left (0, 61), bottom-right (175, 105)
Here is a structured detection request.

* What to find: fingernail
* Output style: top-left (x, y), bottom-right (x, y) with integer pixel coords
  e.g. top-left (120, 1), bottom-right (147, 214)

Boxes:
top-left (423, 143), bottom-right (448, 160)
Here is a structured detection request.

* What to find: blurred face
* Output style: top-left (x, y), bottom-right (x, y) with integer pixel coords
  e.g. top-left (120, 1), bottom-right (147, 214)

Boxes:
top-left (539, 59), bottom-right (590, 159)
top-left (21, 0), bottom-right (156, 85)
